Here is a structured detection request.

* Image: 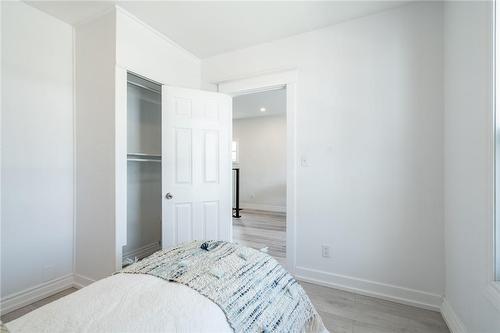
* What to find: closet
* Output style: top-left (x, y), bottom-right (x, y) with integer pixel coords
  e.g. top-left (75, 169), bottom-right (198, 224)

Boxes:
top-left (123, 73), bottom-right (162, 265)
top-left (74, 16), bottom-right (234, 279)
top-left (103, 68), bottom-right (233, 272)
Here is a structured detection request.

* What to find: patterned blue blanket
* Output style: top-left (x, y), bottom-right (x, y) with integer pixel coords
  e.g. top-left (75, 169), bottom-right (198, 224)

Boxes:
top-left (120, 241), bottom-right (325, 333)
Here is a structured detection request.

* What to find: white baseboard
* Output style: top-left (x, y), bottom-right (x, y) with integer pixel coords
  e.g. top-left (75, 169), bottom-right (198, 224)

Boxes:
top-left (122, 242), bottom-right (160, 262)
top-left (0, 274), bottom-right (74, 316)
top-left (1, 267), bottom-right (449, 324)
top-left (240, 202), bottom-right (286, 213)
top-left (294, 266), bottom-right (443, 312)
top-left (1, 273), bottom-right (98, 315)
top-left (441, 298), bottom-right (468, 333)
top-left (72, 274), bottom-right (95, 289)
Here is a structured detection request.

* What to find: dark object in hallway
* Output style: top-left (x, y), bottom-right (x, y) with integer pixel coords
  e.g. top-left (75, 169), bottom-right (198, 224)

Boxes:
top-left (232, 168), bottom-right (241, 218)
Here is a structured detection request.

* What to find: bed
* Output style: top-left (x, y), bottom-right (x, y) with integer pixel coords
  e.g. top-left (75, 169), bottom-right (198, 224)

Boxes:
top-left (6, 241), bottom-right (327, 333)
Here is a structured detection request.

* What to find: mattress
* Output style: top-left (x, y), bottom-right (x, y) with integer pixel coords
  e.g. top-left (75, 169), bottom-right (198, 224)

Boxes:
top-left (6, 274), bottom-right (233, 333)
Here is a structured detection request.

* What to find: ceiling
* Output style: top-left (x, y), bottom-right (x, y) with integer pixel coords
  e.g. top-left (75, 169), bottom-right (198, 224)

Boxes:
top-left (233, 88), bottom-right (286, 120)
top-left (26, 1), bottom-right (114, 25)
top-left (27, 1), bottom-right (411, 59)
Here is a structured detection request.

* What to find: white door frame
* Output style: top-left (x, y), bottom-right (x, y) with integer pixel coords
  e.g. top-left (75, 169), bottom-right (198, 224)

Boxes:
top-left (218, 70), bottom-right (298, 274)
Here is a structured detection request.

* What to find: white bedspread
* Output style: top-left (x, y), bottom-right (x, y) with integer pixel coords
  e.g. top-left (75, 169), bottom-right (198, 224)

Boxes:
top-left (7, 274), bottom-right (233, 333)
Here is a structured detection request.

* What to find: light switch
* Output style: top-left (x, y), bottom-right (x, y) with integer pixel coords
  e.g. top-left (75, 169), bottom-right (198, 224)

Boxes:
top-left (300, 156), bottom-right (310, 167)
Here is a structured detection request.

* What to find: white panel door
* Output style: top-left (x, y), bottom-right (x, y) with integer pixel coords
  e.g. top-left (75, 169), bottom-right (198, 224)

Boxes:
top-left (162, 86), bottom-right (232, 247)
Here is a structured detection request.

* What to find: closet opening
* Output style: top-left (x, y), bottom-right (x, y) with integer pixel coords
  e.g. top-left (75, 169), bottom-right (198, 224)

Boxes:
top-left (123, 73), bottom-right (162, 267)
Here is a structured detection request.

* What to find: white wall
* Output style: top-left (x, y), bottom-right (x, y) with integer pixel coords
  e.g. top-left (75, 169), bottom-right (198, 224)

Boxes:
top-left (75, 7), bottom-right (203, 282)
top-left (233, 115), bottom-right (287, 212)
top-left (115, 7), bottom-right (201, 264)
top-left (204, 2), bottom-right (445, 309)
top-left (0, 0), bottom-right (3, 300)
top-left (75, 10), bottom-right (117, 283)
top-left (1, 0), bottom-right (73, 299)
top-left (443, 1), bottom-right (500, 332)
top-left (115, 8), bottom-right (200, 89)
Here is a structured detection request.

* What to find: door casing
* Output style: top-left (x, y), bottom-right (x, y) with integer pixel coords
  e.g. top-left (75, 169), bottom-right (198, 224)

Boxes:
top-left (217, 69), bottom-right (298, 274)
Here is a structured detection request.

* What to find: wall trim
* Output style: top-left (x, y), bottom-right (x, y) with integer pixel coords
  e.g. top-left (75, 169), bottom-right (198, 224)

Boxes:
top-left (240, 202), bottom-right (286, 213)
top-left (72, 274), bottom-right (95, 289)
top-left (441, 298), bottom-right (468, 333)
top-left (218, 69), bottom-right (298, 274)
top-left (114, 5), bottom-right (200, 63)
top-left (1, 270), bottom-right (449, 323)
top-left (484, 281), bottom-right (500, 312)
top-left (218, 69), bottom-right (298, 96)
top-left (71, 24), bottom-right (77, 283)
top-left (295, 266), bottom-right (443, 312)
top-left (122, 242), bottom-right (161, 262)
top-left (0, 274), bottom-right (74, 316)
top-left (0, 274), bottom-right (98, 316)
top-left (214, 67), bottom-right (298, 88)
top-left (73, 5), bottom-right (115, 27)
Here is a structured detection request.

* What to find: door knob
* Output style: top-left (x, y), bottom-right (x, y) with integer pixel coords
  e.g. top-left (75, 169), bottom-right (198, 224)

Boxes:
top-left (165, 192), bottom-right (173, 200)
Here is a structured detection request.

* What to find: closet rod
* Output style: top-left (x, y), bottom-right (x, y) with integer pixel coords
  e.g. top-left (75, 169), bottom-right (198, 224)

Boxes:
top-left (128, 80), bottom-right (161, 95)
top-left (128, 152), bottom-right (161, 158)
top-left (127, 158), bottom-right (161, 163)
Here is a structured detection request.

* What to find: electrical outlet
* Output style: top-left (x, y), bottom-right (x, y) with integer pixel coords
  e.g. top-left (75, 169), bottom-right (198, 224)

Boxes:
top-left (321, 245), bottom-right (331, 258)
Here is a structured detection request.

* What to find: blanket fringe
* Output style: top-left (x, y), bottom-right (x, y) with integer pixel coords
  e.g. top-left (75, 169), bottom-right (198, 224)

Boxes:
top-left (305, 313), bottom-right (328, 333)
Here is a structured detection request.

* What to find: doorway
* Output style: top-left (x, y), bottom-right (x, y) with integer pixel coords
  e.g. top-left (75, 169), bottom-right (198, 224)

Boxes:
top-left (231, 88), bottom-right (287, 266)
top-left (219, 69), bottom-right (297, 272)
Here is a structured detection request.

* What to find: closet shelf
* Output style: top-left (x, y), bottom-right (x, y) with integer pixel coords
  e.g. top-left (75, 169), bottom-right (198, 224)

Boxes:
top-left (127, 152), bottom-right (161, 163)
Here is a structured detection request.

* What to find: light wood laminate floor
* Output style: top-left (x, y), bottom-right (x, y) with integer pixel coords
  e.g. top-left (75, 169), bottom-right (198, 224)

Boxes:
top-left (1, 283), bottom-right (449, 333)
top-left (302, 282), bottom-right (449, 333)
top-left (2, 211), bottom-right (449, 333)
top-left (232, 209), bottom-right (286, 265)
top-left (1, 288), bottom-right (78, 323)
top-left (232, 209), bottom-right (449, 333)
